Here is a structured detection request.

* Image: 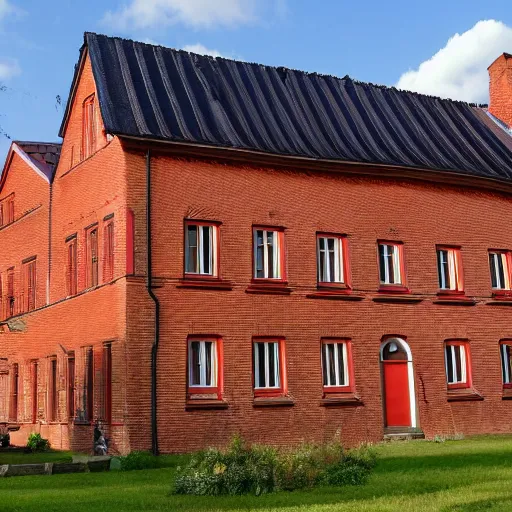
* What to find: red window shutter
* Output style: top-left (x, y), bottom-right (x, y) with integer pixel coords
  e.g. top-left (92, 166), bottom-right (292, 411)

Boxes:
top-left (28, 261), bottom-right (36, 311)
top-left (8, 198), bottom-right (14, 224)
top-left (88, 229), bottom-right (98, 288)
top-left (67, 355), bottom-right (75, 419)
top-left (103, 222), bottom-right (114, 283)
top-left (7, 269), bottom-right (14, 317)
top-left (9, 364), bottom-right (18, 422)
top-left (102, 344), bottom-right (112, 424)
top-left (31, 361), bottom-right (38, 424)
top-left (82, 95), bottom-right (96, 159)
top-left (66, 240), bottom-right (77, 296)
top-left (85, 348), bottom-right (94, 422)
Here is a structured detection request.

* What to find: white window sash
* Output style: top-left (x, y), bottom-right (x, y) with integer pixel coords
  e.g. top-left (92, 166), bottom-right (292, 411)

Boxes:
top-left (451, 345), bottom-right (457, 383)
top-left (393, 245), bottom-right (401, 284)
top-left (439, 250), bottom-right (447, 289)
top-left (460, 346), bottom-right (466, 383)
top-left (383, 245), bottom-right (390, 284)
top-left (255, 230), bottom-right (281, 279)
top-left (186, 225), bottom-right (215, 276)
top-left (448, 250), bottom-right (457, 290)
top-left (255, 342), bottom-right (280, 389)
top-left (189, 341), bottom-right (216, 388)
top-left (503, 345), bottom-right (511, 384)
top-left (336, 239), bottom-right (343, 283)
top-left (503, 253), bottom-right (510, 290)
top-left (323, 343), bottom-right (349, 388)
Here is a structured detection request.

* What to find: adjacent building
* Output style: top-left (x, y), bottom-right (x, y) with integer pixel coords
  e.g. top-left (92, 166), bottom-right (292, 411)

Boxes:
top-left (1, 35), bottom-right (512, 453)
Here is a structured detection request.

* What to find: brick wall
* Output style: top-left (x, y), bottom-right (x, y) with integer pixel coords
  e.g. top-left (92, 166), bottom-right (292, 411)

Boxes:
top-left (123, 151), bottom-right (512, 453)
top-left (489, 53), bottom-right (512, 127)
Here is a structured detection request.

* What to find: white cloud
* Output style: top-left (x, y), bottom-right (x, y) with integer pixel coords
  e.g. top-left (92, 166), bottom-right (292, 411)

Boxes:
top-left (102, 0), bottom-right (280, 30)
top-left (0, 58), bottom-right (20, 80)
top-left (182, 43), bottom-right (224, 58)
top-left (396, 20), bottom-right (512, 103)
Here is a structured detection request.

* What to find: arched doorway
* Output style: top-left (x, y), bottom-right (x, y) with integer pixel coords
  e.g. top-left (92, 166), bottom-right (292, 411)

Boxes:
top-left (381, 337), bottom-right (417, 428)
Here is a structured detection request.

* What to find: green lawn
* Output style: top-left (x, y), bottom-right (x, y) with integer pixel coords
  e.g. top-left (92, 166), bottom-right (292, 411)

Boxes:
top-left (0, 450), bottom-right (73, 465)
top-left (2, 436), bottom-right (512, 511)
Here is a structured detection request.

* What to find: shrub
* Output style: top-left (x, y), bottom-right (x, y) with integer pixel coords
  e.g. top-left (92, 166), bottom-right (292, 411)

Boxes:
top-left (173, 436), bottom-right (376, 496)
top-left (119, 451), bottom-right (160, 471)
top-left (26, 433), bottom-right (50, 452)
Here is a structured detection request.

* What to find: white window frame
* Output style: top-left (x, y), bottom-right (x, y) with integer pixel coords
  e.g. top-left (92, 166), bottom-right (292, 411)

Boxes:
top-left (254, 229), bottom-right (281, 279)
top-left (489, 251), bottom-right (510, 290)
top-left (501, 343), bottom-right (512, 385)
top-left (188, 339), bottom-right (217, 388)
top-left (322, 341), bottom-right (349, 388)
top-left (437, 248), bottom-right (458, 290)
top-left (445, 344), bottom-right (467, 385)
top-left (185, 223), bottom-right (218, 276)
top-left (379, 243), bottom-right (402, 285)
top-left (254, 341), bottom-right (281, 389)
top-left (317, 236), bottom-right (344, 284)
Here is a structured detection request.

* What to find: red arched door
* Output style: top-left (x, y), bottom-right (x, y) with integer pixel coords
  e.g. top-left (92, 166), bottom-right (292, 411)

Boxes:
top-left (382, 339), bottom-right (411, 427)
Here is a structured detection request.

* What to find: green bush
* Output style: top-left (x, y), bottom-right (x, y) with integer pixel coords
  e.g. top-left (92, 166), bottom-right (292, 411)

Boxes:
top-left (173, 436), bottom-right (376, 496)
top-left (119, 451), bottom-right (160, 471)
top-left (26, 433), bottom-right (50, 452)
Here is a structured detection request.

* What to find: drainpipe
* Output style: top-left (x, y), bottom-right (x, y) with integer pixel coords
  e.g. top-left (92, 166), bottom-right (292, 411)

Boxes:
top-left (146, 149), bottom-right (160, 456)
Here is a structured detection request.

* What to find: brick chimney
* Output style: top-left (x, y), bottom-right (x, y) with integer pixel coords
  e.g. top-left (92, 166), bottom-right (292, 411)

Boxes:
top-left (488, 53), bottom-right (512, 127)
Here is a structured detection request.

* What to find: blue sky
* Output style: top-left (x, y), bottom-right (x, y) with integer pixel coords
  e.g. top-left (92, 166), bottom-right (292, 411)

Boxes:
top-left (0, 0), bottom-right (511, 162)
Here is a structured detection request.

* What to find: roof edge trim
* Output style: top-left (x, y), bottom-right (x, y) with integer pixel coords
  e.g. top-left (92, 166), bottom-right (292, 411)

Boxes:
top-left (118, 134), bottom-right (512, 195)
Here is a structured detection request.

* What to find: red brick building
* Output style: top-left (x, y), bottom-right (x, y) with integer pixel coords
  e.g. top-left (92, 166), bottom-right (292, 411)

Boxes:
top-left (1, 34), bottom-right (512, 454)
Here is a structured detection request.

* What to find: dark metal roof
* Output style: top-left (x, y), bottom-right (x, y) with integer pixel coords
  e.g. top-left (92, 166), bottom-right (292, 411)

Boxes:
top-left (63, 32), bottom-right (512, 183)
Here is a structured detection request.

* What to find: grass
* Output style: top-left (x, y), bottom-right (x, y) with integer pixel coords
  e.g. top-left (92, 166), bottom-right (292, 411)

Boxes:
top-left (2, 436), bottom-right (512, 511)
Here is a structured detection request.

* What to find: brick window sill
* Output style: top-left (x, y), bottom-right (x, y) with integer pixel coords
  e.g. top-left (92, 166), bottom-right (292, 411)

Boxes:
top-left (253, 396), bottom-right (295, 407)
top-left (307, 289), bottom-right (364, 301)
top-left (486, 298), bottom-right (512, 306)
top-left (447, 388), bottom-right (483, 402)
top-left (177, 278), bottom-right (233, 291)
top-left (185, 399), bottom-right (229, 410)
top-left (320, 393), bottom-right (363, 407)
top-left (246, 281), bottom-right (292, 295)
top-left (433, 295), bottom-right (476, 306)
top-left (373, 295), bottom-right (423, 304)
top-left (503, 388), bottom-right (512, 400)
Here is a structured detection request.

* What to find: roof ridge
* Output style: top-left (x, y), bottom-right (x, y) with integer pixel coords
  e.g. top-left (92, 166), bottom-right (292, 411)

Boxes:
top-left (84, 32), bottom-right (482, 109)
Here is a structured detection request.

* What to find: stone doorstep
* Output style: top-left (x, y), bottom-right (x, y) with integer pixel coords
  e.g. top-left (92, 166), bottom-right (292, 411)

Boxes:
top-left (0, 458), bottom-right (111, 477)
top-left (383, 432), bottom-right (426, 442)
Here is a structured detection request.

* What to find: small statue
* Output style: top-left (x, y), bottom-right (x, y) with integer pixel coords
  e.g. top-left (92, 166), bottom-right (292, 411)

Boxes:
top-left (94, 422), bottom-right (108, 456)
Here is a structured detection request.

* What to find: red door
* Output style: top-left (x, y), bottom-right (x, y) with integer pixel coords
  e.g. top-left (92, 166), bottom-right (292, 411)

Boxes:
top-left (383, 360), bottom-right (411, 427)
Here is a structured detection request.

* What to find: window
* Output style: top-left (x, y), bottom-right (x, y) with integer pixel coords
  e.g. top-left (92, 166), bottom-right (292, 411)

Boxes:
top-left (253, 338), bottom-right (286, 396)
top-left (66, 236), bottom-right (78, 296)
top-left (500, 341), bottom-right (512, 387)
top-left (317, 234), bottom-right (349, 286)
top-left (84, 347), bottom-right (94, 422)
top-left (31, 361), bottom-right (38, 424)
top-left (489, 250), bottom-right (511, 291)
top-left (102, 343), bottom-right (112, 423)
top-left (9, 363), bottom-right (18, 422)
top-left (48, 358), bottom-right (58, 422)
top-left (378, 242), bottom-right (404, 286)
top-left (6, 267), bottom-right (14, 318)
top-left (437, 247), bottom-right (463, 292)
top-left (82, 94), bottom-right (96, 159)
top-left (253, 228), bottom-right (284, 280)
top-left (86, 226), bottom-right (99, 288)
top-left (184, 222), bottom-right (218, 277)
top-left (22, 257), bottom-right (36, 312)
top-left (103, 219), bottom-right (114, 283)
top-left (445, 341), bottom-right (471, 389)
top-left (0, 194), bottom-right (14, 227)
top-left (67, 354), bottom-right (75, 419)
top-left (321, 339), bottom-right (354, 392)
